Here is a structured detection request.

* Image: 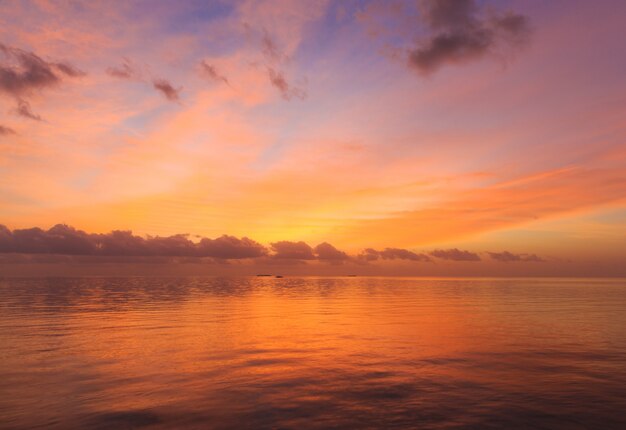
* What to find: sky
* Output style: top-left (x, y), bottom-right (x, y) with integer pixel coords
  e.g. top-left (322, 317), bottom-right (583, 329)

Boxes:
top-left (1, 0), bottom-right (625, 276)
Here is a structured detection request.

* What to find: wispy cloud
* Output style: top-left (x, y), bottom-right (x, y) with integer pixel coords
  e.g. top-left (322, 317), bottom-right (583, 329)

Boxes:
top-left (249, 26), bottom-right (307, 101)
top-left (152, 79), bottom-right (181, 102)
top-left (267, 67), bottom-right (306, 100)
top-left (0, 124), bottom-right (16, 136)
top-left (199, 60), bottom-right (229, 85)
top-left (106, 58), bottom-right (138, 79)
top-left (15, 99), bottom-right (42, 121)
top-left (261, 31), bottom-right (284, 62)
top-left (107, 58), bottom-right (181, 102)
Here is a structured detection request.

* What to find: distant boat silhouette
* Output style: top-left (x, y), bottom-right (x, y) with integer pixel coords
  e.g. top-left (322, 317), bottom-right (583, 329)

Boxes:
top-left (275, 275), bottom-right (284, 278)
top-left (256, 274), bottom-right (272, 277)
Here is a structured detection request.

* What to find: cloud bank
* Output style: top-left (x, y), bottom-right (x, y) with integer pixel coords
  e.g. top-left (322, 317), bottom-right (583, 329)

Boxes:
top-left (0, 224), bottom-right (263, 259)
top-left (0, 224), bottom-right (547, 267)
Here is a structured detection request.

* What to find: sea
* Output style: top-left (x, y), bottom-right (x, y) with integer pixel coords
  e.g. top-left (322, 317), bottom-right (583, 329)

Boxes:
top-left (1, 277), bottom-right (625, 429)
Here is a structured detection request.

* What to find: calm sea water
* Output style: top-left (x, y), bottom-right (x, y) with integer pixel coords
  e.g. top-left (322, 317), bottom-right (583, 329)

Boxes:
top-left (0, 277), bottom-right (625, 429)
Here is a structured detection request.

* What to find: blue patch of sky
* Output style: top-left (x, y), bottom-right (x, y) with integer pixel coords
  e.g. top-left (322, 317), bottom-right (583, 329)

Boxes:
top-left (125, 0), bottom-right (241, 57)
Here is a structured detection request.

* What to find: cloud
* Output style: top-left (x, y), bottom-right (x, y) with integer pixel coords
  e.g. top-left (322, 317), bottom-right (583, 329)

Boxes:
top-left (488, 251), bottom-right (544, 263)
top-left (15, 99), bottom-right (42, 121)
top-left (380, 247), bottom-right (432, 262)
top-left (270, 240), bottom-right (315, 260)
top-left (152, 79), bottom-right (181, 101)
top-left (0, 43), bottom-right (84, 120)
top-left (0, 225), bottom-right (548, 266)
top-left (261, 31), bottom-right (283, 62)
top-left (267, 240), bottom-right (349, 262)
top-left (314, 242), bottom-right (349, 261)
top-left (108, 59), bottom-right (182, 102)
top-left (358, 247), bottom-right (431, 262)
top-left (408, 0), bottom-right (531, 74)
top-left (0, 224), bottom-right (267, 259)
top-left (0, 43), bottom-right (84, 97)
top-left (198, 235), bottom-right (267, 259)
top-left (250, 28), bottom-right (306, 101)
top-left (357, 248), bottom-right (381, 261)
top-left (106, 58), bottom-right (138, 79)
top-left (199, 60), bottom-right (229, 85)
top-left (0, 124), bottom-right (16, 135)
top-left (431, 248), bottom-right (481, 261)
top-left (2, 224), bottom-right (95, 254)
top-left (267, 67), bottom-right (306, 100)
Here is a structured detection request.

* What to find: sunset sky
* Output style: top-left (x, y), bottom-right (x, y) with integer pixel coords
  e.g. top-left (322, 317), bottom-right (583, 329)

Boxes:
top-left (1, 0), bottom-right (625, 276)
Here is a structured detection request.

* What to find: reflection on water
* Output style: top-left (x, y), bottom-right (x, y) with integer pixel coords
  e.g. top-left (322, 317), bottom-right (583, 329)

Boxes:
top-left (1, 277), bottom-right (625, 429)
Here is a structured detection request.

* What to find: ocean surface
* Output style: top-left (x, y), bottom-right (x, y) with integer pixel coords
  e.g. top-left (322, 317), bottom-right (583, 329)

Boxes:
top-left (0, 277), bottom-right (625, 429)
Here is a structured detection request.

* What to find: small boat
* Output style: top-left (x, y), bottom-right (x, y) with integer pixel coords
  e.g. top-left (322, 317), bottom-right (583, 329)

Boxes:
top-left (275, 275), bottom-right (284, 278)
top-left (256, 274), bottom-right (272, 277)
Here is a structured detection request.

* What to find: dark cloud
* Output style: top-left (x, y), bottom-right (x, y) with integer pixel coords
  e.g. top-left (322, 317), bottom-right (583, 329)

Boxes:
top-left (358, 247), bottom-right (431, 262)
top-left (0, 124), bottom-right (16, 135)
top-left (421, 0), bottom-right (476, 30)
top-left (0, 43), bottom-right (84, 120)
top-left (270, 240), bottom-right (316, 260)
top-left (357, 248), bottom-right (381, 262)
top-left (267, 67), bottom-right (306, 100)
top-left (380, 247), bottom-right (432, 262)
top-left (314, 242), bottom-right (349, 262)
top-left (0, 43), bottom-right (84, 97)
top-left (152, 79), bottom-right (181, 102)
top-left (15, 99), bottom-right (42, 121)
top-left (409, 0), bottom-right (530, 74)
top-left (488, 251), bottom-right (544, 263)
top-left (0, 224), bottom-right (267, 259)
top-left (198, 235), bottom-right (267, 259)
top-left (0, 225), bottom-right (14, 252)
top-left (0, 224), bottom-right (547, 266)
top-left (2, 225), bottom-right (94, 255)
top-left (492, 12), bottom-right (532, 46)
top-left (431, 248), bottom-right (481, 261)
top-left (199, 60), bottom-right (229, 85)
top-left (106, 58), bottom-right (138, 79)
